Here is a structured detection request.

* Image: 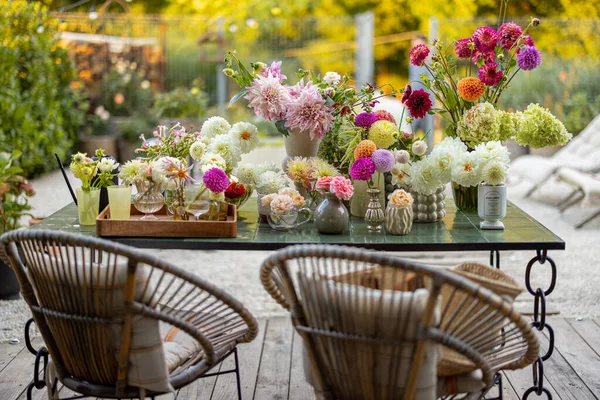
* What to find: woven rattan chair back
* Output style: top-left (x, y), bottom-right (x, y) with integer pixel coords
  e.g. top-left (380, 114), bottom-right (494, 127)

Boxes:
top-left (1, 230), bottom-right (258, 398)
top-left (261, 245), bottom-right (539, 400)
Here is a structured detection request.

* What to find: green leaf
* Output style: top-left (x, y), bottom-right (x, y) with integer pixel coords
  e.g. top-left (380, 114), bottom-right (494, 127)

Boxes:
top-left (275, 120), bottom-right (289, 136)
top-left (227, 88), bottom-right (248, 108)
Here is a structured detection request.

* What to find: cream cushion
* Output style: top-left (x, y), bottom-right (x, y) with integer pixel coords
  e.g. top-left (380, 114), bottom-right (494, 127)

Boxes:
top-left (298, 274), bottom-right (439, 400)
top-left (25, 250), bottom-right (173, 393)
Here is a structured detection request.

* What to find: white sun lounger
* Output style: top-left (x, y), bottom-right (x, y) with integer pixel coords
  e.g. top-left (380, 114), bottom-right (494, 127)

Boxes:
top-left (510, 114), bottom-right (600, 198)
top-left (555, 167), bottom-right (600, 228)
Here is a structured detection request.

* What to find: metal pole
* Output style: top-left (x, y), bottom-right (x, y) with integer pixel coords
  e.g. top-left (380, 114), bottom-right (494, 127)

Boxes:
top-left (216, 17), bottom-right (226, 116)
top-left (354, 11), bottom-right (374, 88)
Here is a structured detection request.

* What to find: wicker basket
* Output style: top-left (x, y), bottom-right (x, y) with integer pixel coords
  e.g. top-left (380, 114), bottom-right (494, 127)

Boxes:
top-left (438, 262), bottom-right (523, 376)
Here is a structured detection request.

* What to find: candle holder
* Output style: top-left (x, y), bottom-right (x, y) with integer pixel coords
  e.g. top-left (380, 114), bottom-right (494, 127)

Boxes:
top-left (478, 183), bottom-right (507, 230)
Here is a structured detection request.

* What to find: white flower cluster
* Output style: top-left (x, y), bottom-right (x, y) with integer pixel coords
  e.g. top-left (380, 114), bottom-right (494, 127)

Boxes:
top-left (450, 140), bottom-right (510, 187)
top-left (191, 117), bottom-right (260, 173)
top-left (235, 161), bottom-right (290, 195)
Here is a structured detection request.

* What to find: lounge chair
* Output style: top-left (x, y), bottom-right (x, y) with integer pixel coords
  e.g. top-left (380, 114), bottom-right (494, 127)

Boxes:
top-left (0, 230), bottom-right (258, 400)
top-left (555, 167), bottom-right (600, 228)
top-left (261, 244), bottom-right (538, 400)
top-left (509, 114), bottom-right (600, 198)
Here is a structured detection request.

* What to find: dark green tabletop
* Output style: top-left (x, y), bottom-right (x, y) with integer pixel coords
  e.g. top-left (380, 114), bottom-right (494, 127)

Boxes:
top-left (31, 199), bottom-right (565, 252)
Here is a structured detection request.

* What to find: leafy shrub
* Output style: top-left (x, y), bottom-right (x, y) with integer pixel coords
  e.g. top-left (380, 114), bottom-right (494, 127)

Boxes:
top-left (0, 152), bottom-right (35, 233)
top-left (152, 80), bottom-right (208, 118)
top-left (117, 117), bottom-right (158, 143)
top-left (0, 0), bottom-right (86, 177)
top-left (100, 58), bottom-right (153, 117)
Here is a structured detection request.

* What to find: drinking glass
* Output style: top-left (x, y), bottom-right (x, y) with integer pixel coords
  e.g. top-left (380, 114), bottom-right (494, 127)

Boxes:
top-left (185, 184), bottom-right (211, 220)
top-left (107, 185), bottom-right (132, 220)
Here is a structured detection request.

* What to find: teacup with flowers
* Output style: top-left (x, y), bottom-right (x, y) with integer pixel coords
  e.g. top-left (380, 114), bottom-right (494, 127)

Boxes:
top-left (261, 187), bottom-right (313, 231)
top-left (385, 189), bottom-right (414, 236)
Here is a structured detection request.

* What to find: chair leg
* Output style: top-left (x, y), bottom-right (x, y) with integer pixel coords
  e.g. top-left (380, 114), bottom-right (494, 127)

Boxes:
top-left (576, 209), bottom-right (600, 229)
top-left (559, 189), bottom-right (584, 213)
top-left (234, 348), bottom-right (242, 400)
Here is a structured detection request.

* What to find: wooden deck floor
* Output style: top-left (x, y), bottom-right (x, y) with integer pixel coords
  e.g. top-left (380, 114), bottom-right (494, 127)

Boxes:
top-left (1, 317), bottom-right (599, 400)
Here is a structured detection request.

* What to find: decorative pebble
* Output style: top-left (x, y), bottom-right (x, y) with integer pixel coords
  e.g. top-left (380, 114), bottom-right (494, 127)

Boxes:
top-left (9, 338), bottom-right (20, 345)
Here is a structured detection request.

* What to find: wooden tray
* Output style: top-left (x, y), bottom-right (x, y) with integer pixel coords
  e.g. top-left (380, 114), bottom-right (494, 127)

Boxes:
top-left (96, 204), bottom-right (237, 238)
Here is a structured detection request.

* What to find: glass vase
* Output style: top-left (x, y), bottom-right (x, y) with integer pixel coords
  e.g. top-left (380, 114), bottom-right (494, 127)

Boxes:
top-left (76, 188), bottom-right (101, 226)
top-left (133, 181), bottom-right (164, 220)
top-left (107, 185), bottom-right (131, 220)
top-left (164, 181), bottom-right (189, 220)
top-left (365, 188), bottom-right (385, 231)
top-left (226, 185), bottom-right (254, 212)
top-left (452, 182), bottom-right (478, 212)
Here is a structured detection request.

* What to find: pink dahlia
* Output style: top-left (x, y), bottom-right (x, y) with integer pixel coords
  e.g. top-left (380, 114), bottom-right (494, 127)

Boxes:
top-left (472, 26), bottom-right (498, 52)
top-left (517, 46), bottom-right (542, 70)
top-left (405, 89), bottom-right (432, 119)
top-left (455, 38), bottom-right (474, 58)
top-left (284, 85), bottom-right (334, 140)
top-left (315, 176), bottom-right (334, 193)
top-left (261, 61), bottom-right (287, 83)
top-left (355, 112), bottom-right (378, 129)
top-left (245, 73), bottom-right (291, 121)
top-left (203, 167), bottom-right (229, 193)
top-left (409, 44), bottom-right (430, 66)
top-left (350, 157), bottom-right (376, 181)
top-left (472, 50), bottom-right (496, 65)
top-left (401, 84), bottom-right (412, 103)
top-left (478, 62), bottom-right (504, 86)
top-left (329, 176), bottom-right (354, 201)
top-left (498, 22), bottom-right (523, 50)
top-left (374, 109), bottom-right (396, 124)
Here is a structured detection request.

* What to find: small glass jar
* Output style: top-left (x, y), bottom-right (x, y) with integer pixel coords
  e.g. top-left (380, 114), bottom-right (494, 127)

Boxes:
top-left (133, 181), bottom-right (164, 220)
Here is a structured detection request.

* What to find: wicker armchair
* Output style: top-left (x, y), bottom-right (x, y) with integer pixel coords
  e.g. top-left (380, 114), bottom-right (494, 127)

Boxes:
top-left (260, 245), bottom-right (539, 400)
top-left (0, 229), bottom-right (258, 400)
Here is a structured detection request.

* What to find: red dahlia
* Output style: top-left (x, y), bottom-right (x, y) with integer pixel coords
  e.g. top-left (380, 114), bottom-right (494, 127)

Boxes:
top-left (225, 182), bottom-right (246, 199)
top-left (405, 89), bottom-right (432, 119)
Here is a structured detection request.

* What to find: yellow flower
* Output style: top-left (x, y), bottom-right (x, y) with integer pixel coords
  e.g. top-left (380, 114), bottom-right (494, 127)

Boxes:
top-left (367, 120), bottom-right (397, 149)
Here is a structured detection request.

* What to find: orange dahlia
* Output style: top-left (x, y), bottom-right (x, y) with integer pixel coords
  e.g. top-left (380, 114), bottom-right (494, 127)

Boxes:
top-left (457, 77), bottom-right (485, 102)
top-left (354, 140), bottom-right (377, 159)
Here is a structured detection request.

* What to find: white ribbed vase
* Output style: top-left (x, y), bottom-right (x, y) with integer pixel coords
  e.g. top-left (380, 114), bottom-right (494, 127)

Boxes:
top-left (385, 205), bottom-right (414, 235)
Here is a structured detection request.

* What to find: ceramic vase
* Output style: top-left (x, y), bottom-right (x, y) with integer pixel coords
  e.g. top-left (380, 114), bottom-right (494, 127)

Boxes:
top-left (385, 205), bottom-right (413, 235)
top-left (282, 128), bottom-right (321, 171)
top-left (478, 183), bottom-right (507, 230)
top-left (365, 188), bottom-right (385, 231)
top-left (409, 185), bottom-right (446, 223)
top-left (133, 181), bottom-right (164, 220)
top-left (314, 193), bottom-right (349, 234)
top-left (76, 188), bottom-right (101, 226)
top-left (452, 182), bottom-right (478, 212)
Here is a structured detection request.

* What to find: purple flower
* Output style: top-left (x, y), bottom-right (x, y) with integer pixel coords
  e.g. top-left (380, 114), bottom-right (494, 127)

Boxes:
top-left (401, 84), bottom-right (412, 103)
top-left (203, 167), bottom-right (229, 193)
top-left (350, 157), bottom-right (376, 181)
top-left (472, 26), bottom-right (498, 52)
top-left (371, 149), bottom-right (395, 173)
top-left (455, 38), bottom-right (474, 58)
top-left (354, 112), bottom-right (378, 129)
top-left (517, 46), bottom-right (542, 71)
top-left (478, 62), bottom-right (504, 86)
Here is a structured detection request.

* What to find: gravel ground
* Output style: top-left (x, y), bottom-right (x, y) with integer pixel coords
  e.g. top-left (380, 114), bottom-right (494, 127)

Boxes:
top-left (2, 147), bottom-right (599, 342)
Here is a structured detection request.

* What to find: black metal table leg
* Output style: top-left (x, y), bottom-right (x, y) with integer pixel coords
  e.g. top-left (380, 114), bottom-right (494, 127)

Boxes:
top-left (24, 318), bottom-right (51, 400)
top-left (523, 249), bottom-right (556, 399)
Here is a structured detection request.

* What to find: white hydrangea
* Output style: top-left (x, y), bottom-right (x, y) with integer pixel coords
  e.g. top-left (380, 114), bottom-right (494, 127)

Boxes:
top-left (236, 163), bottom-right (259, 186)
top-left (452, 152), bottom-right (482, 187)
top-left (256, 171), bottom-right (290, 195)
top-left (200, 116), bottom-right (231, 139)
top-left (189, 141), bottom-right (206, 161)
top-left (229, 122), bottom-right (259, 153)
top-left (409, 158), bottom-right (441, 195)
top-left (207, 134), bottom-right (242, 168)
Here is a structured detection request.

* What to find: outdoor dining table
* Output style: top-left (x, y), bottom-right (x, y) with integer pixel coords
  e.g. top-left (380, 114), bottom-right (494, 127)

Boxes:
top-left (32, 197), bottom-right (564, 399)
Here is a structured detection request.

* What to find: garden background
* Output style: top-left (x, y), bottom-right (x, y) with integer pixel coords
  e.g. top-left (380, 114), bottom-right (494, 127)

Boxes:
top-left (2, 0), bottom-right (599, 178)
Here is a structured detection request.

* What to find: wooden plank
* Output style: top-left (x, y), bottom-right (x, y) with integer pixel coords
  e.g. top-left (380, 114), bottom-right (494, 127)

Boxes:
top-left (210, 318), bottom-right (267, 400)
top-left (0, 339), bottom-right (42, 400)
top-left (288, 331), bottom-right (315, 400)
top-left (176, 359), bottom-right (222, 400)
top-left (499, 372), bottom-right (522, 400)
top-left (253, 317), bottom-right (294, 400)
top-left (568, 319), bottom-right (600, 358)
top-left (0, 342), bottom-right (23, 374)
top-left (549, 318), bottom-right (600, 396)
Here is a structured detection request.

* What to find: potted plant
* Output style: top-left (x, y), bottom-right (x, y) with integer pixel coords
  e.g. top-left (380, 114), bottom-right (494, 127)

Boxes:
top-left (115, 116), bottom-right (157, 162)
top-left (151, 79), bottom-right (208, 130)
top-left (0, 151), bottom-right (35, 299)
top-left (79, 106), bottom-right (119, 159)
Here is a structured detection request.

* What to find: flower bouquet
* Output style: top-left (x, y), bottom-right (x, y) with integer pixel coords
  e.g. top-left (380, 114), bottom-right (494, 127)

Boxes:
top-left (119, 158), bottom-right (168, 220)
top-left (286, 156), bottom-right (340, 209)
top-left (260, 188), bottom-right (312, 231)
top-left (235, 161), bottom-right (290, 220)
top-left (313, 176), bottom-right (354, 234)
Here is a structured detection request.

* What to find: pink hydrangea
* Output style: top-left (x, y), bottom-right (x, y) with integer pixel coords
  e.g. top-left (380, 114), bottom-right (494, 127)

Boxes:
top-left (284, 85), bottom-right (334, 140)
top-left (455, 38), bottom-right (474, 58)
top-left (329, 176), bottom-right (354, 201)
top-left (472, 26), bottom-right (498, 53)
top-left (409, 44), bottom-right (430, 66)
top-left (245, 73), bottom-right (291, 121)
top-left (498, 22), bottom-right (523, 50)
top-left (478, 62), bottom-right (504, 86)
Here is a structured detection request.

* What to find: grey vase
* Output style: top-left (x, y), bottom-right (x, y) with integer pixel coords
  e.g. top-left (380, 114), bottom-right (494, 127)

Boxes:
top-left (409, 185), bottom-right (447, 223)
top-left (314, 193), bottom-right (349, 234)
